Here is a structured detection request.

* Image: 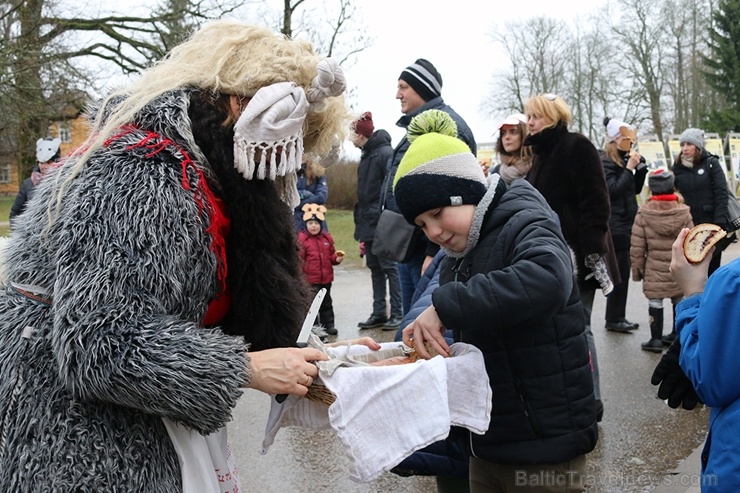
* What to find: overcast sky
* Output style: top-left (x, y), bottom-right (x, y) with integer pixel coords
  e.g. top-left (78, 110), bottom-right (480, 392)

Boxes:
top-left (343, 0), bottom-right (607, 153)
top-left (105, 0), bottom-right (607, 155)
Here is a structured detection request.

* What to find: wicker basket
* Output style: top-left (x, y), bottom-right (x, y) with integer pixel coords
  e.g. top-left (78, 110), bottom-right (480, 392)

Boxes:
top-left (306, 383), bottom-right (336, 406)
top-left (303, 342), bottom-right (438, 406)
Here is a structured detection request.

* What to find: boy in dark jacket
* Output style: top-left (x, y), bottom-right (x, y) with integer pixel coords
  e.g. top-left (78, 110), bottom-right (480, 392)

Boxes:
top-left (394, 110), bottom-right (597, 492)
top-left (298, 203), bottom-right (344, 335)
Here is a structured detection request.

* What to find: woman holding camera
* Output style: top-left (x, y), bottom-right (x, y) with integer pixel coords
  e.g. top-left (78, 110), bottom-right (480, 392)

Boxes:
top-left (600, 117), bottom-right (648, 333)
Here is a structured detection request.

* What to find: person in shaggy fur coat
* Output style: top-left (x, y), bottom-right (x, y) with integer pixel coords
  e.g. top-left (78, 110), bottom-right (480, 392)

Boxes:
top-left (0, 20), bottom-right (379, 492)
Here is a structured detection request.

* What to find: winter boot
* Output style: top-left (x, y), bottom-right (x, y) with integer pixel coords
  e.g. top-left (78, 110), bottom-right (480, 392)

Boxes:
top-left (662, 299), bottom-right (678, 345)
top-left (641, 307), bottom-right (664, 353)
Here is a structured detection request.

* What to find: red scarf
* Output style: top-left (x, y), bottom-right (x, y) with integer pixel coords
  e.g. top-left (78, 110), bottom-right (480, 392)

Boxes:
top-left (652, 193), bottom-right (678, 201)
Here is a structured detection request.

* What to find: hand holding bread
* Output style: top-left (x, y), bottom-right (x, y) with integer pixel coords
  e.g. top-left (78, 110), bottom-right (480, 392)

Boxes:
top-left (683, 223), bottom-right (726, 264)
top-left (670, 227), bottom-right (712, 298)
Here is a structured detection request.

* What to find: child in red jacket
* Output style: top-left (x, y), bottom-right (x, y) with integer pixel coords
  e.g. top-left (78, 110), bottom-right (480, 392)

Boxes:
top-left (298, 204), bottom-right (344, 335)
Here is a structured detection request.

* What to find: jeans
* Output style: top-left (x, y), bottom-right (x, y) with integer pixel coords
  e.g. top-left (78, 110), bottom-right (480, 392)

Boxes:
top-left (397, 250), bottom-right (425, 315)
top-left (365, 241), bottom-right (402, 318)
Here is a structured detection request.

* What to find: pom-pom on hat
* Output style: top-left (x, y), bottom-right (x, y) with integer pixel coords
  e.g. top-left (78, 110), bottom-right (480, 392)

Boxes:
top-left (679, 128), bottom-right (705, 149)
top-left (399, 59), bottom-right (442, 102)
top-left (393, 109), bottom-right (487, 224)
top-left (648, 169), bottom-right (675, 195)
top-left (352, 112), bottom-right (374, 137)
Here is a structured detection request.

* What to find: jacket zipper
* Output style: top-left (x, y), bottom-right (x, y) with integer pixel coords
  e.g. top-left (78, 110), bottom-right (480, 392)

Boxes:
top-left (0, 325), bottom-right (34, 457)
top-left (453, 257), bottom-right (481, 457)
top-left (515, 377), bottom-right (543, 438)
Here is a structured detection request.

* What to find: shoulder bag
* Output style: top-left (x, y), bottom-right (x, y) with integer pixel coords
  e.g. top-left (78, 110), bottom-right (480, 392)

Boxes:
top-left (371, 208), bottom-right (423, 263)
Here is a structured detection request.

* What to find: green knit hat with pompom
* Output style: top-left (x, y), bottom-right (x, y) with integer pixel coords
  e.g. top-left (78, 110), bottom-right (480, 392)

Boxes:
top-left (393, 109), bottom-right (487, 224)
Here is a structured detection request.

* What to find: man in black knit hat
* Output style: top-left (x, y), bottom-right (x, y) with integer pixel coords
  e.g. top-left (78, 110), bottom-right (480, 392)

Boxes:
top-left (376, 58), bottom-right (477, 318)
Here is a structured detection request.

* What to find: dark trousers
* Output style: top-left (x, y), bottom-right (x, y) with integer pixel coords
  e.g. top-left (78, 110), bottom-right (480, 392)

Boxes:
top-left (709, 250), bottom-right (722, 277)
top-left (311, 283), bottom-right (335, 329)
top-left (398, 249), bottom-right (425, 315)
top-left (365, 241), bottom-right (402, 319)
top-left (469, 454), bottom-right (587, 492)
top-left (580, 288), bottom-right (600, 400)
top-left (605, 248), bottom-right (630, 322)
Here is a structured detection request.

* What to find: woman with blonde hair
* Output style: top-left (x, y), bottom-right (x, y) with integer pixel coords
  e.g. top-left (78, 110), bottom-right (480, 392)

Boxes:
top-left (0, 20), bottom-right (366, 491)
top-left (524, 93), bottom-right (619, 422)
top-left (600, 117), bottom-right (648, 333)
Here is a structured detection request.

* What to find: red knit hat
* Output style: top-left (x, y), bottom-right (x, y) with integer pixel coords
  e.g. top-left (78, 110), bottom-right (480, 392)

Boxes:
top-left (353, 112), bottom-right (374, 137)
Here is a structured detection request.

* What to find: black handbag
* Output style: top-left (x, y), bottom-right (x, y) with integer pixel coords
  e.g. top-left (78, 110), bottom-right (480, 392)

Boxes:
top-left (725, 194), bottom-right (740, 231)
top-left (371, 209), bottom-right (423, 263)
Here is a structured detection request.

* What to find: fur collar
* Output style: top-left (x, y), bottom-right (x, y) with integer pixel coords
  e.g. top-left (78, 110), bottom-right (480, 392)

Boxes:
top-left (443, 174), bottom-right (507, 259)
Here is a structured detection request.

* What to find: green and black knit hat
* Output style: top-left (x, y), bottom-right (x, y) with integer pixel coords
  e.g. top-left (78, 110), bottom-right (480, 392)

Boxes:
top-left (393, 109), bottom-right (488, 224)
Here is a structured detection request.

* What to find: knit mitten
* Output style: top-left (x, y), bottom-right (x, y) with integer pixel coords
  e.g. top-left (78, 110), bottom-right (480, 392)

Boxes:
top-left (584, 253), bottom-right (614, 295)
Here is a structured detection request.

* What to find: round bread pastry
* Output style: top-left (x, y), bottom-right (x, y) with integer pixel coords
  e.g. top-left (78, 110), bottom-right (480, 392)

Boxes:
top-left (683, 223), bottom-right (727, 264)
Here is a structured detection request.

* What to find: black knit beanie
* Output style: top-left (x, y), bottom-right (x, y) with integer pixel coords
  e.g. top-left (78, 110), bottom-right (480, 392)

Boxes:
top-left (399, 59), bottom-right (443, 102)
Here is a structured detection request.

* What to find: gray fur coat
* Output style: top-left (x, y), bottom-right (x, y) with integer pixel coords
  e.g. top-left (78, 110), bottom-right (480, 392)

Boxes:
top-left (0, 91), bottom-right (250, 491)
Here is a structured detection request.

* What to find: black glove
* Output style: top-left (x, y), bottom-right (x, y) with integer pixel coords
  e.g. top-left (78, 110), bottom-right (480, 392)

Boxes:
top-left (650, 338), bottom-right (702, 410)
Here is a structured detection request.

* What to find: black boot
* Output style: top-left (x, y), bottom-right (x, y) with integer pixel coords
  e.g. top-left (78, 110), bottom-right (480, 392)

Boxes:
top-left (641, 307), bottom-right (664, 353)
top-left (663, 299), bottom-right (678, 345)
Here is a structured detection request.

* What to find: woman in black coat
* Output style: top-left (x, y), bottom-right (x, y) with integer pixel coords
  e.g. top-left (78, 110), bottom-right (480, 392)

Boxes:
top-left (600, 118), bottom-right (648, 332)
top-left (524, 94), bottom-right (619, 422)
top-left (671, 128), bottom-right (729, 276)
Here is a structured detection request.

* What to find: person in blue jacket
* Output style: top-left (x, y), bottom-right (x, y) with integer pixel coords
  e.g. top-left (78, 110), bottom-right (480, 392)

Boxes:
top-left (667, 226), bottom-right (740, 491)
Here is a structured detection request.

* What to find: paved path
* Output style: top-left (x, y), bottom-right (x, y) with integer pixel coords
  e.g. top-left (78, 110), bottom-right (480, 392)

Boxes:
top-left (227, 242), bottom-right (740, 492)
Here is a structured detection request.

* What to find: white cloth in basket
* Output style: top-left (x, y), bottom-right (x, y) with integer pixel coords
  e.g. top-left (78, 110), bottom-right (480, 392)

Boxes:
top-left (260, 338), bottom-right (491, 483)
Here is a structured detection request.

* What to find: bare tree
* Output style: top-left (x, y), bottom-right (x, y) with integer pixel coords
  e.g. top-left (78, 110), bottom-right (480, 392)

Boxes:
top-left (566, 21), bottom-right (623, 140)
top-left (484, 16), bottom-right (570, 119)
top-left (0, 0), bottom-right (236, 180)
top-left (269, 0), bottom-right (372, 68)
top-left (609, 0), bottom-right (669, 140)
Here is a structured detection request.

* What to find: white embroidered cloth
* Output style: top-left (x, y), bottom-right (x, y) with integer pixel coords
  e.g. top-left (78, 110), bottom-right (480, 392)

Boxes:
top-left (260, 340), bottom-right (491, 483)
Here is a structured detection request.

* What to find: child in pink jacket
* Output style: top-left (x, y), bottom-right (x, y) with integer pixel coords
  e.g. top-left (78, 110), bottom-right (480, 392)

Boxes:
top-left (630, 170), bottom-right (693, 352)
top-left (298, 204), bottom-right (344, 335)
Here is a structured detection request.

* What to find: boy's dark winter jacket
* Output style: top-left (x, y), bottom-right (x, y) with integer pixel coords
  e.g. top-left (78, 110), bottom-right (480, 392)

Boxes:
top-left (434, 179), bottom-right (598, 464)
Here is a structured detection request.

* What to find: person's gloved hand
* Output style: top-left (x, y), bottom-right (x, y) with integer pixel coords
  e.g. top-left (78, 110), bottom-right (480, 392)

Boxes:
top-left (584, 253), bottom-right (614, 295)
top-left (650, 338), bottom-right (702, 410)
